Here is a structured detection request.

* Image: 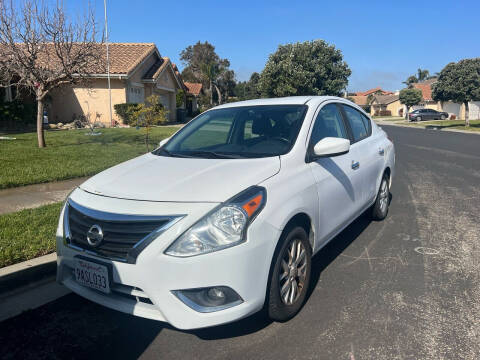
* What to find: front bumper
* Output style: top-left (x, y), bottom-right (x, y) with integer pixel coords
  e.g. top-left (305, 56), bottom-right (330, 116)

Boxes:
top-left (56, 189), bottom-right (281, 330)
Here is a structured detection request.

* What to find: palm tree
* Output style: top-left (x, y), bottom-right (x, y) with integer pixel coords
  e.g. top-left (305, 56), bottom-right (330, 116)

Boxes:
top-left (201, 62), bottom-right (224, 105)
top-left (417, 68), bottom-right (430, 82)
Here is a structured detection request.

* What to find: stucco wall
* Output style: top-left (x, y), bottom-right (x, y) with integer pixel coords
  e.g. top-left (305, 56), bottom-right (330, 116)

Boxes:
top-left (49, 78), bottom-right (126, 125)
top-left (386, 100), bottom-right (403, 116)
top-left (371, 100), bottom-right (403, 116)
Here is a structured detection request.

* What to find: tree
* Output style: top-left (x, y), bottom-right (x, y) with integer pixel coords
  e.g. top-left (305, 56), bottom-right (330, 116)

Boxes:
top-left (128, 95), bottom-right (168, 151)
top-left (403, 69), bottom-right (432, 86)
top-left (259, 40), bottom-right (351, 97)
top-left (399, 88), bottom-right (423, 119)
top-left (403, 75), bottom-right (418, 86)
top-left (180, 41), bottom-right (234, 106)
top-left (234, 72), bottom-right (261, 100)
top-left (432, 59), bottom-right (480, 126)
top-left (0, 0), bottom-right (102, 147)
top-left (417, 68), bottom-right (430, 82)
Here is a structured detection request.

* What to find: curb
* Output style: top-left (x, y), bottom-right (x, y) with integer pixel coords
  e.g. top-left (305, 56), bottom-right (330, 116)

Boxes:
top-left (375, 121), bottom-right (480, 135)
top-left (0, 253), bottom-right (57, 294)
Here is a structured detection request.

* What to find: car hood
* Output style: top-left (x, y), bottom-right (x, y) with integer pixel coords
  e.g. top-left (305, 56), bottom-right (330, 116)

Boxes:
top-left (80, 153), bottom-right (280, 203)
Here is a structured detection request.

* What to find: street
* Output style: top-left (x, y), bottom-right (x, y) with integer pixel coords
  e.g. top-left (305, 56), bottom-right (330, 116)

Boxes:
top-left (1, 125), bottom-right (479, 360)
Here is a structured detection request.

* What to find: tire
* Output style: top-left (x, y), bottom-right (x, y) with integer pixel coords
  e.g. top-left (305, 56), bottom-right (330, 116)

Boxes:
top-left (267, 226), bottom-right (312, 322)
top-left (440, 115), bottom-right (446, 120)
top-left (371, 174), bottom-right (390, 220)
top-left (416, 116), bottom-right (422, 122)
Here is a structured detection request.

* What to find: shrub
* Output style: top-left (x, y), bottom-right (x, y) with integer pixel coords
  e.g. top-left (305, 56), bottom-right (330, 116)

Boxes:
top-left (0, 100), bottom-right (36, 129)
top-left (127, 95), bottom-right (168, 151)
top-left (378, 110), bottom-right (392, 116)
top-left (176, 90), bottom-right (185, 108)
top-left (450, 114), bottom-right (456, 120)
top-left (114, 103), bottom-right (141, 124)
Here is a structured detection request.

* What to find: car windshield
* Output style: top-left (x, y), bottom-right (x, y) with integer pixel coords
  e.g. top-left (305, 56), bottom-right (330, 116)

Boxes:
top-left (153, 105), bottom-right (308, 159)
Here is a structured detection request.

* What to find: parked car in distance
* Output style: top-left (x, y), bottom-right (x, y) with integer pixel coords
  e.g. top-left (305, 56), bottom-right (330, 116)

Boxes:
top-left (409, 108), bottom-right (448, 121)
top-left (56, 96), bottom-right (395, 330)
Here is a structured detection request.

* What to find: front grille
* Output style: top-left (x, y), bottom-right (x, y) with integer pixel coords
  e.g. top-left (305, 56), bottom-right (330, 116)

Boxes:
top-left (65, 200), bottom-right (182, 263)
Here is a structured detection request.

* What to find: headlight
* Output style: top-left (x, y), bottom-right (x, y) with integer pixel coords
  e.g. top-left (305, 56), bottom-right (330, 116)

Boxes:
top-left (165, 186), bottom-right (266, 257)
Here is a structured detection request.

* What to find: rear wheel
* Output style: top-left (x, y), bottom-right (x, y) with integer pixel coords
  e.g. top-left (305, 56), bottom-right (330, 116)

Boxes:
top-left (267, 226), bottom-right (312, 322)
top-left (371, 174), bottom-right (390, 220)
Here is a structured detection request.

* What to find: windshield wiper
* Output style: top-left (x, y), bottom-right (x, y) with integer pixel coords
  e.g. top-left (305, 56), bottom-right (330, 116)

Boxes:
top-left (184, 151), bottom-right (245, 159)
top-left (156, 148), bottom-right (191, 158)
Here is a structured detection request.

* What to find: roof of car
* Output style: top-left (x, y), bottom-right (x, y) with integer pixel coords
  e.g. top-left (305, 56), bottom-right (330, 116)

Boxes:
top-left (214, 96), bottom-right (344, 109)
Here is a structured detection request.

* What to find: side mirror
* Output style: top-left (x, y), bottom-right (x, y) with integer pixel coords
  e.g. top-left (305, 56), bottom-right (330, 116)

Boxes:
top-left (159, 137), bottom-right (170, 147)
top-left (313, 137), bottom-right (350, 158)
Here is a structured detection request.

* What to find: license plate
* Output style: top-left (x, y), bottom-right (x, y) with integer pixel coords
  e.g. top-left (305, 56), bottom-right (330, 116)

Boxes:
top-left (74, 258), bottom-right (110, 294)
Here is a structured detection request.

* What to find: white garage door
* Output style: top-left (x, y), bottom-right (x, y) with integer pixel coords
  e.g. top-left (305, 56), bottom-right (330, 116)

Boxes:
top-left (469, 101), bottom-right (480, 120)
top-left (442, 102), bottom-right (461, 117)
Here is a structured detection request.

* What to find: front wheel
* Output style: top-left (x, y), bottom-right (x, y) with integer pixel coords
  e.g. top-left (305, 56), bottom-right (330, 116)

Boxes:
top-left (267, 227), bottom-right (312, 322)
top-left (440, 115), bottom-right (446, 120)
top-left (416, 116), bottom-right (422, 122)
top-left (371, 175), bottom-right (390, 220)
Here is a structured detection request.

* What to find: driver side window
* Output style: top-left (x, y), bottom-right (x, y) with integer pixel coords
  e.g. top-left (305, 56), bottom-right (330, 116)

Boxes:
top-left (309, 104), bottom-right (348, 150)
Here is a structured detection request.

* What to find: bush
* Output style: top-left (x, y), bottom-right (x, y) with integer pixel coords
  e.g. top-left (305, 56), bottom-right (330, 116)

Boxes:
top-left (176, 90), bottom-right (185, 108)
top-left (0, 100), bottom-right (37, 129)
top-left (450, 114), bottom-right (456, 120)
top-left (114, 103), bottom-right (141, 124)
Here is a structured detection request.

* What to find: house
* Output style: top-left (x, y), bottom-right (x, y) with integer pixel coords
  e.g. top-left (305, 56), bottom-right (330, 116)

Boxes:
top-left (349, 95), bottom-right (369, 111)
top-left (408, 79), bottom-right (480, 119)
top-left (370, 94), bottom-right (403, 117)
top-left (48, 43), bottom-right (185, 124)
top-left (184, 82), bottom-right (203, 115)
top-left (410, 79), bottom-right (440, 111)
top-left (354, 87), bottom-right (394, 96)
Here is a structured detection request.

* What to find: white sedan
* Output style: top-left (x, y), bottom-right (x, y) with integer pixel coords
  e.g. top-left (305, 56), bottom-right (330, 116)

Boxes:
top-left (56, 96), bottom-right (395, 329)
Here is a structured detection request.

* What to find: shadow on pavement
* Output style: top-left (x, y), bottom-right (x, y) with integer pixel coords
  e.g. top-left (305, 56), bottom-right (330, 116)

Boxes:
top-left (190, 210), bottom-right (374, 341)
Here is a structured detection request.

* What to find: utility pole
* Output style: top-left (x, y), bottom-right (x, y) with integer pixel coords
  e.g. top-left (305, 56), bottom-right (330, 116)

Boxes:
top-left (104, 0), bottom-right (113, 127)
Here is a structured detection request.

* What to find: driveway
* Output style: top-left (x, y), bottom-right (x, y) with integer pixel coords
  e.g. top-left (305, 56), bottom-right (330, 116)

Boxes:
top-left (1, 125), bottom-right (479, 360)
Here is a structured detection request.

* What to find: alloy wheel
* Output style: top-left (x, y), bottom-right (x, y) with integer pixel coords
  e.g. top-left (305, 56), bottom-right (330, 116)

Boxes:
top-left (279, 239), bottom-right (308, 305)
top-left (379, 179), bottom-right (389, 214)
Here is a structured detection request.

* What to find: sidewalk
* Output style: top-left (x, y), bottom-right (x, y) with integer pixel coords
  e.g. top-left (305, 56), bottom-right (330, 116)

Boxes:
top-left (0, 177), bottom-right (88, 215)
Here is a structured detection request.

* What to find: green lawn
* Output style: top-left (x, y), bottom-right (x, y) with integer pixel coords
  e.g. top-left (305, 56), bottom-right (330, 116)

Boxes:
top-left (372, 116), bottom-right (404, 121)
top-left (0, 127), bottom-right (178, 189)
top-left (0, 202), bottom-right (62, 268)
top-left (407, 119), bottom-right (480, 132)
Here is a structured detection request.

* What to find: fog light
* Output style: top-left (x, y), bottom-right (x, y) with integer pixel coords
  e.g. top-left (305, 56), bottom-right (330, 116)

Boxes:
top-left (208, 288), bottom-right (225, 301)
top-left (172, 286), bottom-right (243, 313)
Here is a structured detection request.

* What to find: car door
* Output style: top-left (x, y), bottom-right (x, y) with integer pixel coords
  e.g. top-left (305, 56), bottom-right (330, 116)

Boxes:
top-left (425, 109), bottom-right (433, 120)
top-left (306, 103), bottom-right (363, 244)
top-left (340, 104), bottom-right (383, 207)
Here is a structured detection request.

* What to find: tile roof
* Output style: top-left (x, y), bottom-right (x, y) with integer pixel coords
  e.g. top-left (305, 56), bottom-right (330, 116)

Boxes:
top-left (184, 82), bottom-right (203, 96)
top-left (373, 94), bottom-right (399, 105)
top-left (355, 87), bottom-right (394, 96)
top-left (1, 42), bottom-right (157, 75)
top-left (412, 82), bottom-right (434, 101)
top-left (350, 95), bottom-right (369, 106)
top-left (105, 43), bottom-right (156, 74)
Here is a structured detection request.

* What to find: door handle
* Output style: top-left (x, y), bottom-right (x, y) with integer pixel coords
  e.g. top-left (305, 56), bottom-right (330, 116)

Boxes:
top-left (351, 161), bottom-right (360, 170)
top-left (378, 148), bottom-right (385, 156)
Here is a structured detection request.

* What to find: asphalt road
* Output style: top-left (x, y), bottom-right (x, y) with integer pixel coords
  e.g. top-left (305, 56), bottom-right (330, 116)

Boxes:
top-left (1, 125), bottom-right (479, 360)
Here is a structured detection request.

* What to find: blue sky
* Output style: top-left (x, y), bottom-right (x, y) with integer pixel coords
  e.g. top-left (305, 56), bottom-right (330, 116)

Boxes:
top-left (70, 0), bottom-right (479, 92)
